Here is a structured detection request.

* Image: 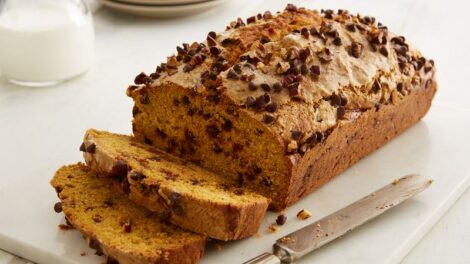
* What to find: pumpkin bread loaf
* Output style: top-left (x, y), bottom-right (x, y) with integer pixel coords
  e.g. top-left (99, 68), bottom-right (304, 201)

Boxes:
top-left (50, 163), bottom-right (206, 264)
top-left (127, 5), bottom-right (437, 210)
top-left (81, 129), bottom-right (269, 241)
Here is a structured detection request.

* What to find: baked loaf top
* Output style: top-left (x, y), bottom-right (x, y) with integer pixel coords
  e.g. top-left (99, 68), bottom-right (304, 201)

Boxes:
top-left (51, 163), bottom-right (206, 264)
top-left (81, 129), bottom-right (269, 240)
top-left (128, 5), bottom-right (435, 159)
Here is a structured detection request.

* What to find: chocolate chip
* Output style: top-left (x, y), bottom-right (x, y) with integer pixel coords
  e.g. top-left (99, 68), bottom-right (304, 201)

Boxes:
top-left (245, 96), bottom-right (256, 107)
top-left (114, 160), bottom-right (129, 176)
top-left (300, 64), bottom-right (309, 75)
top-left (86, 143), bottom-right (96, 154)
top-left (247, 16), bottom-right (256, 24)
top-left (310, 65), bottom-right (321, 80)
top-left (301, 27), bottom-right (310, 39)
top-left (351, 42), bottom-right (363, 58)
top-left (379, 46), bottom-right (389, 57)
top-left (79, 142), bottom-right (86, 152)
top-left (265, 102), bottom-right (278, 113)
top-left (340, 94), bottom-right (348, 106)
top-left (168, 192), bottom-right (184, 216)
top-left (276, 214), bottom-right (287, 225)
top-left (121, 178), bottom-right (131, 195)
top-left (129, 171), bottom-right (145, 181)
top-left (371, 80), bottom-right (381, 93)
top-left (139, 93), bottom-right (150, 104)
top-left (263, 113), bottom-right (276, 124)
top-left (273, 82), bottom-right (282, 92)
top-left (92, 214), bottom-right (103, 223)
top-left (208, 31), bottom-right (216, 39)
top-left (263, 11), bottom-right (273, 19)
top-left (260, 83), bottom-right (271, 92)
top-left (317, 48), bottom-right (333, 63)
top-left (134, 72), bottom-right (151, 85)
top-left (330, 94), bottom-right (341, 106)
top-left (291, 130), bottom-right (303, 140)
top-left (333, 37), bottom-right (342, 46)
top-left (260, 36), bottom-right (270, 44)
top-left (396, 82), bottom-right (404, 92)
top-left (391, 36), bottom-right (406, 45)
top-left (209, 46), bottom-right (220, 56)
top-left (248, 81), bottom-right (258, 91)
top-left (123, 220), bottom-right (132, 233)
top-left (337, 106), bottom-right (346, 119)
top-left (206, 124), bottom-right (220, 138)
top-left (227, 69), bottom-right (239, 79)
top-left (346, 23), bottom-right (356, 32)
top-left (285, 3), bottom-right (297, 11)
top-left (54, 202), bottom-right (62, 213)
top-left (222, 119), bottom-right (233, 131)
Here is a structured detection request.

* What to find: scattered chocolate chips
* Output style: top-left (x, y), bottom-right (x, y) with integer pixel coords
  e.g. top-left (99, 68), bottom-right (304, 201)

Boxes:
top-left (121, 178), bottom-right (131, 195)
top-left (248, 81), bottom-right (258, 91)
top-left (134, 72), bottom-right (151, 85)
top-left (247, 16), bottom-right (256, 24)
top-left (227, 69), bottom-right (239, 79)
top-left (206, 124), bottom-right (220, 138)
top-left (86, 143), bottom-right (96, 154)
top-left (129, 171), bottom-right (146, 181)
top-left (265, 102), bottom-right (278, 113)
top-left (396, 82), bottom-right (404, 92)
top-left (92, 214), bottom-right (103, 223)
top-left (371, 80), bottom-right (382, 93)
top-left (79, 142), bottom-right (86, 152)
top-left (123, 220), bottom-right (132, 233)
top-left (276, 214), bottom-right (287, 225)
top-left (139, 93), bottom-right (150, 104)
top-left (245, 96), bottom-right (256, 107)
top-left (379, 46), bottom-right (389, 57)
top-left (317, 48), bottom-right (333, 63)
top-left (209, 46), bottom-right (221, 56)
top-left (337, 106), bottom-right (346, 119)
top-left (254, 93), bottom-right (271, 112)
top-left (263, 113), bottom-right (276, 124)
top-left (346, 23), bottom-right (356, 32)
top-left (291, 130), bottom-right (303, 141)
top-left (54, 202), bottom-right (62, 213)
top-left (333, 37), bottom-right (342, 46)
top-left (114, 160), bottom-right (129, 176)
top-left (273, 82), bottom-right (282, 92)
top-left (285, 3), bottom-right (298, 12)
top-left (350, 42), bottom-right (364, 58)
top-left (263, 11), bottom-right (273, 19)
top-left (222, 119), bottom-right (233, 131)
top-left (260, 83), bottom-right (271, 92)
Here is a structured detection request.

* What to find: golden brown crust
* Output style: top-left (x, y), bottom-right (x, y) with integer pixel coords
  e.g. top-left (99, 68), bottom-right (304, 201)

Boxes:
top-left (50, 164), bottom-right (206, 264)
top-left (82, 130), bottom-right (269, 240)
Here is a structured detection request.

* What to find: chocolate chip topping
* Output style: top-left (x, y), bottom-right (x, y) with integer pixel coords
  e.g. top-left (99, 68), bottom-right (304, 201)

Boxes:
top-left (317, 48), bottom-right (333, 63)
top-left (350, 42), bottom-right (364, 58)
top-left (337, 106), bottom-right (346, 119)
top-left (379, 46), bottom-right (389, 57)
top-left (123, 220), bottom-right (132, 233)
top-left (291, 130), bottom-right (303, 140)
top-left (79, 142), bottom-right (86, 152)
top-left (245, 96), bottom-right (256, 107)
top-left (263, 113), bottom-right (276, 124)
top-left (265, 102), bottom-right (278, 113)
top-left (54, 202), bottom-right (63, 213)
top-left (129, 171), bottom-right (146, 181)
top-left (276, 214), bottom-right (287, 225)
top-left (86, 143), bottom-right (96, 154)
top-left (134, 72), bottom-right (151, 85)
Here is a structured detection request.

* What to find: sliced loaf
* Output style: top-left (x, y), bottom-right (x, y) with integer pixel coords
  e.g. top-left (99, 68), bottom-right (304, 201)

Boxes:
top-left (81, 129), bottom-right (269, 241)
top-left (50, 163), bottom-right (206, 264)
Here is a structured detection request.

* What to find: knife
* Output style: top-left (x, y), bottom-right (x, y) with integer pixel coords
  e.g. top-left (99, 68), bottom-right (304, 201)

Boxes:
top-left (243, 174), bottom-right (432, 264)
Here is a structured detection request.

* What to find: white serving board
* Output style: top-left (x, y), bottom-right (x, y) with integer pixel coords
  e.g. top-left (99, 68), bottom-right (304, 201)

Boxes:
top-left (0, 0), bottom-right (469, 263)
top-left (0, 104), bottom-right (468, 264)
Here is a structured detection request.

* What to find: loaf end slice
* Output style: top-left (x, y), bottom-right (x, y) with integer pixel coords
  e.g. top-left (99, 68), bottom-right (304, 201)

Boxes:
top-left (50, 163), bottom-right (206, 264)
top-left (81, 129), bottom-right (269, 241)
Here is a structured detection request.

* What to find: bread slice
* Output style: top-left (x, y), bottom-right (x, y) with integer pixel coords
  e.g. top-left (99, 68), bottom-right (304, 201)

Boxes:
top-left (127, 5), bottom-right (436, 210)
top-left (81, 129), bottom-right (269, 241)
top-left (50, 163), bottom-right (206, 264)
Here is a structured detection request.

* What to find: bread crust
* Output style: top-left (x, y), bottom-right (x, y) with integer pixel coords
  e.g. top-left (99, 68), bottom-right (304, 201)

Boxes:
top-left (82, 130), bottom-right (269, 240)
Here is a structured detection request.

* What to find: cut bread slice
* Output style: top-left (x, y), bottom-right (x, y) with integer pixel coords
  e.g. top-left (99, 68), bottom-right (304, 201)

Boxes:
top-left (51, 163), bottom-right (206, 264)
top-left (81, 129), bottom-right (269, 241)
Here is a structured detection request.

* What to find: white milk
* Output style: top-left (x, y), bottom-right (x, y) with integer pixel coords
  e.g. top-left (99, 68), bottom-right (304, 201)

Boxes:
top-left (0, 1), bottom-right (94, 85)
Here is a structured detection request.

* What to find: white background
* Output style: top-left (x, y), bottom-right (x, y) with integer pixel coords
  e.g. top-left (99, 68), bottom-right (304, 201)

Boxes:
top-left (0, 0), bottom-right (469, 263)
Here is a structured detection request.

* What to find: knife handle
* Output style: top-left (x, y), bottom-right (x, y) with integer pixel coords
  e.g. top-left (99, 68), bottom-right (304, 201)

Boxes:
top-left (242, 252), bottom-right (281, 264)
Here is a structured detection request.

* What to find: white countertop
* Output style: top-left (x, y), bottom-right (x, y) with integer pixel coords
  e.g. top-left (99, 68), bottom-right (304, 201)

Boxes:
top-left (1, 0), bottom-right (469, 263)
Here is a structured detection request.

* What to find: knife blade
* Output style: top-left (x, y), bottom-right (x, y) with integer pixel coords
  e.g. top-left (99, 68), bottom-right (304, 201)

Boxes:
top-left (243, 174), bottom-right (432, 264)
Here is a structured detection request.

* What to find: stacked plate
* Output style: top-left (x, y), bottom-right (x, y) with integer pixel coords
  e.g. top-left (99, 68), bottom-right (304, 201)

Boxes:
top-left (98, 0), bottom-right (229, 17)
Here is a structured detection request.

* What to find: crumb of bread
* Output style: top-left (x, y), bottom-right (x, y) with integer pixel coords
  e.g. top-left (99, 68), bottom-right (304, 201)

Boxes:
top-left (80, 252), bottom-right (86, 256)
top-left (392, 179), bottom-right (400, 185)
top-left (267, 224), bottom-right (279, 233)
top-left (296, 209), bottom-right (312, 220)
top-left (214, 244), bottom-right (222, 251)
top-left (58, 224), bottom-right (74, 230)
top-left (428, 179), bottom-right (434, 184)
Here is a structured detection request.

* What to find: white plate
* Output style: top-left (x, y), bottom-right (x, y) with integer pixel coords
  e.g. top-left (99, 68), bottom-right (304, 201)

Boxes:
top-left (98, 0), bottom-right (229, 17)
top-left (117, 0), bottom-right (210, 6)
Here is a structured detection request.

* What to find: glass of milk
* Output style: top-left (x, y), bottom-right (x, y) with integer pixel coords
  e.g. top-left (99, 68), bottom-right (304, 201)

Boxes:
top-left (0, 0), bottom-right (94, 87)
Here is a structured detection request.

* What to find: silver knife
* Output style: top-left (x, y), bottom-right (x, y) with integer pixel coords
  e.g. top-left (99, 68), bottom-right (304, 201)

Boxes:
top-left (243, 174), bottom-right (432, 264)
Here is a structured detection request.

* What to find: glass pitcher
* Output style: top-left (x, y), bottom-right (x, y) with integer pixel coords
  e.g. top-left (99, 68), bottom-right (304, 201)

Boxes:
top-left (0, 0), bottom-right (94, 87)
